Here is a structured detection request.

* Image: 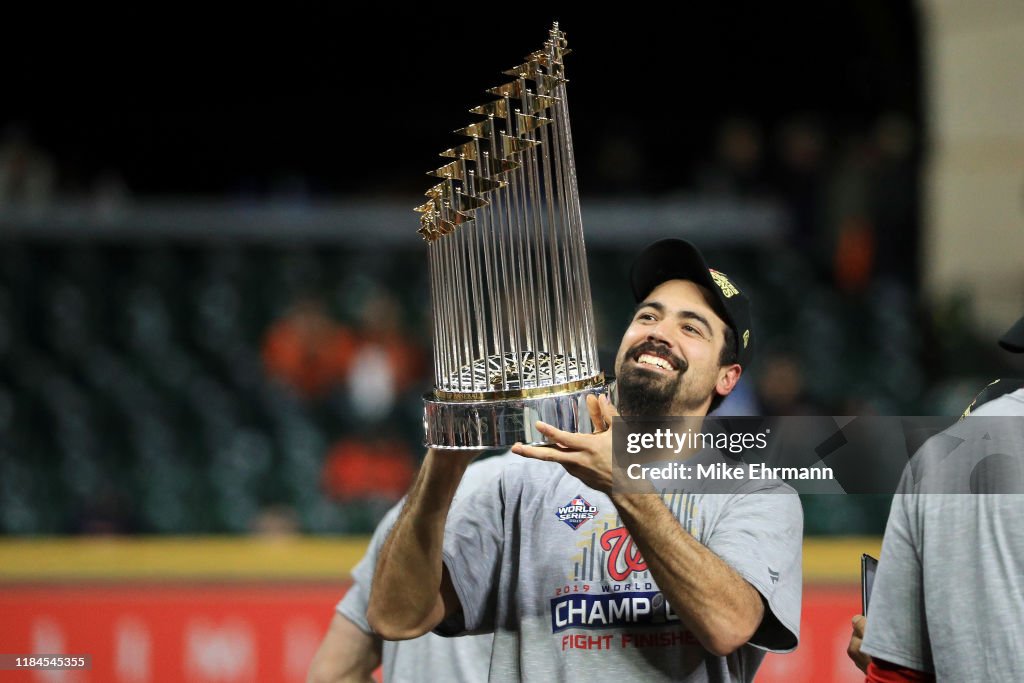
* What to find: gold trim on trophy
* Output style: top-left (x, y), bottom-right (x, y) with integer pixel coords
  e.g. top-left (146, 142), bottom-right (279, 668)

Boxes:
top-left (435, 373), bottom-right (606, 403)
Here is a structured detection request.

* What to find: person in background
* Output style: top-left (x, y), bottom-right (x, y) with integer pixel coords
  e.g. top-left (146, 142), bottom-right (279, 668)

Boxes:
top-left (847, 313), bottom-right (1024, 681)
top-left (307, 454), bottom-right (515, 683)
top-left (262, 297), bottom-right (356, 400)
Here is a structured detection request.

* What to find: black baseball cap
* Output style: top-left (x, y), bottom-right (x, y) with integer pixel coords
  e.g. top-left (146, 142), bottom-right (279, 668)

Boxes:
top-left (999, 315), bottom-right (1024, 353)
top-left (630, 239), bottom-right (753, 368)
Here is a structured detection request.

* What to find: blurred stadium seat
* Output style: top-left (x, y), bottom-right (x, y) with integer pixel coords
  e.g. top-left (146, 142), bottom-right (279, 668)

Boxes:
top-left (1, 237), bottom-right (1008, 536)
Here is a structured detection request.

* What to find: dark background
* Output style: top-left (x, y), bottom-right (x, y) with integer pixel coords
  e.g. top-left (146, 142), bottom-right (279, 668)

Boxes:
top-left (4, 4), bottom-right (920, 197)
top-left (8, 2), bottom-right (988, 538)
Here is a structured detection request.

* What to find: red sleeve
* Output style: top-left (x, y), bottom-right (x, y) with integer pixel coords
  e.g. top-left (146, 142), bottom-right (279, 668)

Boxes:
top-left (866, 658), bottom-right (935, 683)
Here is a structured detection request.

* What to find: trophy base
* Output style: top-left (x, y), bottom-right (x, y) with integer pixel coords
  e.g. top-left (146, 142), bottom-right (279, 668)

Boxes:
top-left (423, 380), bottom-right (609, 450)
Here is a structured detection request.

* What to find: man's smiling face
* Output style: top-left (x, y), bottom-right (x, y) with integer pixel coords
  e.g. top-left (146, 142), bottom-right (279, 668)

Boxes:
top-left (614, 279), bottom-right (741, 417)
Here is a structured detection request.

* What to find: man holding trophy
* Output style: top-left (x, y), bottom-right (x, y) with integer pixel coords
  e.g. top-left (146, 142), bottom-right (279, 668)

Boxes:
top-left (364, 24), bottom-right (802, 682)
top-left (369, 240), bottom-right (802, 682)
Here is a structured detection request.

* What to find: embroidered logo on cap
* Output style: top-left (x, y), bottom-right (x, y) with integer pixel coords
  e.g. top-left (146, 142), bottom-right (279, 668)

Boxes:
top-left (709, 269), bottom-right (739, 298)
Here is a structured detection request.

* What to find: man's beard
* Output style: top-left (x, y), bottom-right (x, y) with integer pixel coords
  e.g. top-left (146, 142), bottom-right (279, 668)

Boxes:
top-left (617, 341), bottom-right (698, 417)
top-left (617, 365), bottom-right (681, 417)
top-left (610, 342), bottom-right (684, 417)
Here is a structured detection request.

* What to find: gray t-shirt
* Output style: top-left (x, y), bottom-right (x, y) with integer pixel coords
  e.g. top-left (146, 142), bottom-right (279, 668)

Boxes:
top-left (971, 387), bottom-right (1024, 416)
top-left (339, 454), bottom-right (516, 683)
top-left (440, 457), bottom-right (803, 682)
top-left (861, 399), bottom-right (1024, 679)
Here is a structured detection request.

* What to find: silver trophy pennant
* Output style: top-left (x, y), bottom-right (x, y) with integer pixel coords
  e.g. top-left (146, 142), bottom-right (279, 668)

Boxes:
top-left (420, 23), bottom-right (607, 450)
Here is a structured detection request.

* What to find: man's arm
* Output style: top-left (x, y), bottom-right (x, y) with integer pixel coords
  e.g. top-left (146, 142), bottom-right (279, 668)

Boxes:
top-left (610, 488), bottom-right (764, 655)
top-left (512, 394), bottom-right (765, 656)
top-left (306, 612), bottom-right (381, 683)
top-left (858, 490), bottom-right (933, 673)
top-left (366, 449), bottom-right (477, 640)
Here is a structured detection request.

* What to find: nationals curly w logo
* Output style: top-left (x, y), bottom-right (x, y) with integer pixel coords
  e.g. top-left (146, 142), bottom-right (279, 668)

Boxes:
top-left (600, 526), bottom-right (648, 581)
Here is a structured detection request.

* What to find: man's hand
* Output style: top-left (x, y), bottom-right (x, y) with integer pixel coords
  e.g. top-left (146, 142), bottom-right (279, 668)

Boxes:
top-left (847, 614), bottom-right (872, 673)
top-left (511, 393), bottom-right (616, 493)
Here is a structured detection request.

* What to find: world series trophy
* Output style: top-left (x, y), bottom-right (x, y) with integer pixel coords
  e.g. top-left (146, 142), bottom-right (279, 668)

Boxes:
top-left (419, 23), bottom-right (607, 450)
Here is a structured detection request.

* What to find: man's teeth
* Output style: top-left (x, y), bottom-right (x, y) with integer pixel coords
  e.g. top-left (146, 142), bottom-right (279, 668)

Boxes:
top-left (637, 353), bottom-right (673, 370)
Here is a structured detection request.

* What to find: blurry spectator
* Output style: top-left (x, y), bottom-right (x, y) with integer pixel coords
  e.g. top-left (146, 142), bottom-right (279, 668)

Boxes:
top-left (0, 124), bottom-right (56, 207)
top-left (756, 352), bottom-right (821, 415)
top-left (870, 113), bottom-right (918, 285)
top-left (827, 135), bottom-right (877, 292)
top-left (251, 504), bottom-right (301, 537)
top-left (824, 114), bottom-right (918, 292)
top-left (321, 436), bottom-right (415, 503)
top-left (696, 117), bottom-right (768, 197)
top-left (262, 297), bottom-right (356, 400)
top-left (833, 215), bottom-right (875, 293)
top-left (775, 116), bottom-right (828, 264)
top-left (346, 289), bottom-right (425, 422)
